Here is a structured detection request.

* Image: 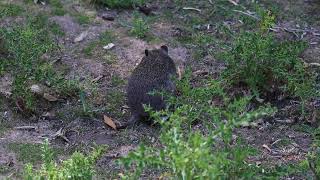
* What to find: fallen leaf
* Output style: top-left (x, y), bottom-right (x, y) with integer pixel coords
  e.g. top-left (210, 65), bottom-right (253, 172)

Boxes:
top-left (15, 98), bottom-right (27, 112)
top-left (91, 75), bottom-right (103, 83)
top-left (74, 31), bottom-right (88, 43)
top-left (42, 111), bottom-right (56, 118)
top-left (177, 66), bottom-right (182, 80)
top-left (43, 93), bottom-right (58, 102)
top-left (262, 144), bottom-right (272, 152)
top-left (103, 43), bottom-right (115, 50)
top-left (104, 115), bottom-right (117, 130)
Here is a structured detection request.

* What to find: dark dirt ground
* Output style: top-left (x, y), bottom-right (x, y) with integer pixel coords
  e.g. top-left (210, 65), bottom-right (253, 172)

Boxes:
top-left (0, 0), bottom-right (320, 179)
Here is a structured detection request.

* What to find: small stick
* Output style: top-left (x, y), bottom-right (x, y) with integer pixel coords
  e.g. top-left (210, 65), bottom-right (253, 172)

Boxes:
top-left (182, 7), bottom-right (201, 12)
top-left (14, 126), bottom-right (37, 130)
top-left (232, 10), bottom-right (260, 20)
top-left (228, 0), bottom-right (239, 6)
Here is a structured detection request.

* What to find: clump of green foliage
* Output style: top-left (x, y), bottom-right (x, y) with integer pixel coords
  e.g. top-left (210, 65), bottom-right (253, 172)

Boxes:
top-left (301, 128), bottom-right (320, 178)
top-left (49, 0), bottom-right (66, 16)
top-left (130, 12), bottom-right (149, 39)
top-left (76, 14), bottom-right (91, 25)
top-left (8, 143), bottom-right (49, 164)
top-left (23, 140), bottom-right (104, 180)
top-left (88, 0), bottom-right (145, 9)
top-left (221, 12), bottom-right (317, 114)
top-left (119, 71), bottom-right (277, 179)
top-left (0, 14), bottom-right (79, 110)
top-left (0, 3), bottom-right (24, 18)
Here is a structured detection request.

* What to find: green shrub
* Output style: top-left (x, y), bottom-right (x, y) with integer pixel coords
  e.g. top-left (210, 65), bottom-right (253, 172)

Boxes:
top-left (130, 12), bottom-right (149, 39)
top-left (49, 0), bottom-right (66, 16)
top-left (119, 72), bottom-right (277, 179)
top-left (221, 31), bottom-right (317, 103)
top-left (75, 14), bottom-right (91, 25)
top-left (23, 140), bottom-right (104, 180)
top-left (302, 128), bottom-right (320, 179)
top-left (0, 3), bottom-right (24, 18)
top-left (1, 14), bottom-right (79, 110)
top-left (220, 11), bottom-right (318, 114)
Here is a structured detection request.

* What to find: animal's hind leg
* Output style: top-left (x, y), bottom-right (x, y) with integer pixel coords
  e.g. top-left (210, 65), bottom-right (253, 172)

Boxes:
top-left (117, 114), bottom-right (140, 129)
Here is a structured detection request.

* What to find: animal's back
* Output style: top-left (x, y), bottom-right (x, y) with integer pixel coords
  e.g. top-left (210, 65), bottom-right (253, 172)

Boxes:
top-left (127, 45), bottom-right (177, 118)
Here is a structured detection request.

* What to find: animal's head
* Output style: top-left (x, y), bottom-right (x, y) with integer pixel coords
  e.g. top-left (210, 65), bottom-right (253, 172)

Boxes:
top-left (144, 45), bottom-right (169, 58)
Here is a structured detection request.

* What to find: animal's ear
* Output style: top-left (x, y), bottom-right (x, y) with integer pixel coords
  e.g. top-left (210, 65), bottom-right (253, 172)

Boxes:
top-left (145, 49), bottom-right (149, 56)
top-left (160, 45), bottom-right (168, 54)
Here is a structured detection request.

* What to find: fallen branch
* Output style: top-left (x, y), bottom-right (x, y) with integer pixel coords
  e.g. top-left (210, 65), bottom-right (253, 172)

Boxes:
top-left (182, 7), bottom-right (201, 12)
top-left (14, 126), bottom-right (37, 130)
top-left (309, 63), bottom-right (320, 67)
top-left (228, 0), bottom-right (239, 6)
top-left (232, 10), bottom-right (260, 20)
top-left (51, 128), bottom-right (71, 143)
top-left (271, 26), bottom-right (320, 37)
top-left (274, 118), bottom-right (295, 124)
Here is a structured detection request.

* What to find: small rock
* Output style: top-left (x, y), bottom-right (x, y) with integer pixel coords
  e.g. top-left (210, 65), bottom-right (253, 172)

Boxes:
top-left (30, 84), bottom-right (43, 94)
top-left (0, 74), bottom-right (13, 97)
top-left (103, 43), bottom-right (115, 50)
top-left (43, 93), bottom-right (58, 102)
top-left (74, 31), bottom-right (88, 43)
top-left (42, 111), bottom-right (56, 119)
top-left (101, 13), bottom-right (115, 21)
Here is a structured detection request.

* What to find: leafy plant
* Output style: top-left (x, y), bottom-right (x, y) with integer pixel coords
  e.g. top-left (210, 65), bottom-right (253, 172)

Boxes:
top-left (1, 14), bottom-right (79, 110)
top-left (0, 3), bottom-right (24, 18)
top-left (49, 0), bottom-right (66, 16)
top-left (23, 139), bottom-right (104, 180)
top-left (130, 12), bottom-right (149, 39)
top-left (221, 30), bottom-right (317, 103)
top-left (119, 72), bottom-right (277, 179)
top-left (220, 11), bottom-right (318, 112)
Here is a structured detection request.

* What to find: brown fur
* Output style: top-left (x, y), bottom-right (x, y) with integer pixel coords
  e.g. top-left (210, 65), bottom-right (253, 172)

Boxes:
top-left (118, 45), bottom-right (177, 129)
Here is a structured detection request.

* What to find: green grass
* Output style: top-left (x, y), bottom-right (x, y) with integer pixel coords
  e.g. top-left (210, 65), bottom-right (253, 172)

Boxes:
top-left (7, 143), bottom-right (55, 164)
top-left (130, 12), bottom-right (149, 39)
top-left (82, 30), bottom-right (113, 56)
top-left (23, 140), bottom-right (104, 180)
top-left (106, 90), bottom-right (125, 117)
top-left (1, 14), bottom-right (79, 110)
top-left (49, 0), bottom-right (66, 16)
top-left (111, 75), bottom-right (125, 87)
top-left (0, 165), bottom-right (13, 175)
top-left (75, 14), bottom-right (91, 25)
top-left (49, 22), bottom-right (65, 36)
top-left (102, 52), bottom-right (118, 65)
top-left (83, 42), bottom-right (98, 56)
top-left (0, 126), bottom-right (9, 137)
top-left (0, 3), bottom-right (24, 18)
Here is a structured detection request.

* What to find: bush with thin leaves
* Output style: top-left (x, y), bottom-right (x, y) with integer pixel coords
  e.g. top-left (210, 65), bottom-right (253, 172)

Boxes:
top-left (23, 140), bottom-right (104, 180)
top-left (119, 72), bottom-right (277, 179)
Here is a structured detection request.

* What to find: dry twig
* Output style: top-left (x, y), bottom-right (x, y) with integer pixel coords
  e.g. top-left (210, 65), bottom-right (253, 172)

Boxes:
top-left (182, 7), bottom-right (201, 12)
